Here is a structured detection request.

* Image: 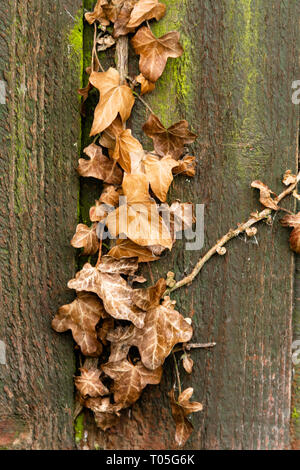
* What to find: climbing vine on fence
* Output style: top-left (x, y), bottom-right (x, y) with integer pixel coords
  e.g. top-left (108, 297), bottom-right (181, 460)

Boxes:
top-left (52, 0), bottom-right (300, 448)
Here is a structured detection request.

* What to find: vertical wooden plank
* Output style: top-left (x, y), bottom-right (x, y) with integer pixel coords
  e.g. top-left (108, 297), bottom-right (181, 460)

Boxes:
top-left (0, 0), bottom-right (82, 449)
top-left (90, 0), bottom-right (299, 450)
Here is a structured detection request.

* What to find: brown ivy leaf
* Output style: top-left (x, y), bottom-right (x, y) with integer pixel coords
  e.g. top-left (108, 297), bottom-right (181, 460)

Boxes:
top-left (89, 68), bottom-right (135, 135)
top-left (102, 359), bottom-right (162, 407)
top-left (85, 0), bottom-right (110, 25)
top-left (134, 304), bottom-right (193, 369)
top-left (75, 368), bottom-right (109, 398)
top-left (127, 0), bottom-right (166, 28)
top-left (281, 212), bottom-right (300, 254)
top-left (85, 397), bottom-right (121, 431)
top-left (102, 0), bottom-right (125, 22)
top-left (68, 264), bottom-right (146, 328)
top-left (98, 317), bottom-right (114, 346)
top-left (78, 144), bottom-right (123, 185)
top-left (113, 0), bottom-right (138, 38)
top-left (97, 34), bottom-right (116, 52)
top-left (101, 184), bottom-right (122, 206)
top-left (144, 154), bottom-right (179, 202)
top-left (182, 354), bottom-right (193, 374)
top-left (100, 116), bottom-right (124, 150)
top-left (132, 278), bottom-right (166, 311)
top-left (71, 223), bottom-right (99, 256)
top-left (143, 114), bottom-right (197, 160)
top-left (131, 27), bottom-right (183, 83)
top-left (251, 180), bottom-right (278, 211)
top-left (52, 292), bottom-right (104, 356)
top-left (172, 155), bottom-right (197, 177)
top-left (107, 324), bottom-right (136, 362)
top-left (169, 388), bottom-right (203, 447)
top-left (136, 73), bottom-right (155, 95)
top-left (113, 129), bottom-right (144, 173)
top-left (97, 255), bottom-right (138, 275)
top-left (108, 239), bottom-right (160, 263)
top-left (106, 174), bottom-right (173, 249)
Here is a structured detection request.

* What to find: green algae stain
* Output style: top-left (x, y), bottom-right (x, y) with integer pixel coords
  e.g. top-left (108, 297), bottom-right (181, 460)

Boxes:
top-left (67, 7), bottom-right (84, 88)
top-left (147, 0), bottom-right (193, 127)
top-left (74, 413), bottom-right (85, 445)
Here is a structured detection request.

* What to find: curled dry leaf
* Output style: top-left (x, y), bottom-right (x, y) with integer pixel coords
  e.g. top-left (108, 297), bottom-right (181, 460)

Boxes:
top-left (251, 180), bottom-right (278, 211)
top-left (100, 184), bottom-right (122, 206)
top-left (113, 129), bottom-right (144, 173)
top-left (78, 144), bottom-right (123, 185)
top-left (98, 317), bottom-right (114, 345)
top-left (143, 114), bottom-right (197, 160)
top-left (131, 27), bottom-right (183, 83)
top-left (75, 368), bottom-right (109, 398)
top-left (127, 0), bottom-right (166, 28)
top-left (102, 359), bottom-right (162, 407)
top-left (107, 324), bottom-right (136, 362)
top-left (172, 155), bottom-right (197, 177)
top-left (134, 304), bottom-right (193, 369)
top-left (106, 173), bottom-right (173, 249)
top-left (132, 278), bottom-right (166, 310)
top-left (68, 264), bottom-right (146, 328)
top-left (52, 292), bottom-right (104, 356)
top-left (143, 154), bottom-right (179, 202)
top-left (102, 0), bottom-right (126, 22)
top-left (85, 397), bottom-right (121, 431)
top-left (281, 212), bottom-right (300, 254)
top-left (136, 73), bottom-right (155, 95)
top-left (182, 354), bottom-right (193, 374)
top-left (113, 0), bottom-right (138, 38)
top-left (85, 0), bottom-right (110, 25)
top-left (97, 34), bottom-right (116, 52)
top-left (89, 68), bottom-right (135, 135)
top-left (71, 223), bottom-right (99, 255)
top-left (169, 388), bottom-right (203, 447)
top-left (108, 238), bottom-right (160, 263)
top-left (282, 170), bottom-right (297, 186)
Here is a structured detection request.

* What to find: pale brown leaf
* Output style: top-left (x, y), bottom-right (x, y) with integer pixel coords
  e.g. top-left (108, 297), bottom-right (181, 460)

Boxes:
top-left (68, 264), bottom-right (146, 328)
top-left (144, 154), bottom-right (179, 202)
top-left (71, 223), bottom-right (99, 255)
top-left (52, 292), bottom-right (104, 356)
top-left (131, 27), bottom-right (183, 83)
top-left (132, 278), bottom-right (166, 311)
top-left (172, 155), bottom-right (197, 177)
top-left (85, 0), bottom-right (110, 25)
top-left (136, 73), bottom-right (155, 95)
top-left (90, 68), bottom-right (135, 135)
top-left (75, 368), bottom-right (109, 397)
top-left (182, 354), bottom-right (193, 374)
top-left (169, 388), bottom-right (203, 447)
top-left (113, 129), bottom-right (144, 173)
top-left (107, 324), bottom-right (136, 362)
top-left (127, 0), bottom-right (166, 28)
top-left (251, 180), bottom-right (278, 211)
top-left (97, 255), bottom-right (138, 275)
top-left (108, 239), bottom-right (160, 263)
top-left (143, 114), bottom-right (197, 160)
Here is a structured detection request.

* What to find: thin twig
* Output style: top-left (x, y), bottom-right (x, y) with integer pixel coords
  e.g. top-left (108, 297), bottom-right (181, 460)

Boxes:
top-left (133, 91), bottom-right (155, 116)
top-left (173, 342), bottom-right (216, 353)
top-left (167, 172), bottom-right (300, 294)
top-left (92, 23), bottom-right (104, 72)
top-left (172, 352), bottom-right (182, 395)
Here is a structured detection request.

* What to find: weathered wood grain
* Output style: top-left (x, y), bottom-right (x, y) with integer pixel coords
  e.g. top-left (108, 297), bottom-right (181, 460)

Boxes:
top-left (80, 0), bottom-right (299, 450)
top-left (0, 0), bottom-right (82, 449)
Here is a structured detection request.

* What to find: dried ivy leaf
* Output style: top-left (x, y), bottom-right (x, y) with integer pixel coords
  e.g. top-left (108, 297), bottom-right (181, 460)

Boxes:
top-left (144, 154), bottom-right (179, 202)
top-left (75, 368), bottom-right (109, 397)
top-left (136, 73), bottom-right (155, 95)
top-left (169, 388), bottom-right (203, 447)
top-left (107, 324), bottom-right (136, 362)
top-left (78, 144), bottom-right (123, 185)
top-left (68, 264), bottom-right (146, 328)
top-left (71, 223), bottom-right (99, 256)
top-left (182, 354), bottom-right (193, 374)
top-left (127, 0), bottom-right (166, 27)
top-left (52, 292), bottom-right (104, 356)
top-left (97, 255), bottom-right (138, 275)
top-left (169, 201), bottom-right (195, 234)
top-left (98, 317), bottom-right (114, 345)
top-left (172, 155), bottom-right (197, 177)
top-left (90, 68), bottom-right (135, 135)
top-left (113, 0), bottom-right (138, 37)
top-left (102, 359), bottom-right (162, 407)
top-left (102, 0), bottom-right (125, 22)
top-left (251, 180), bottom-right (278, 211)
top-left (143, 114), bottom-right (197, 160)
top-left (85, 0), bottom-right (110, 25)
top-left (134, 304), bottom-right (193, 369)
top-left (132, 278), bottom-right (166, 311)
top-left (101, 184), bottom-right (122, 206)
top-left (85, 397), bottom-right (121, 431)
top-left (281, 212), bottom-right (300, 254)
top-left (97, 34), bottom-right (116, 51)
top-left (113, 129), bottom-right (144, 173)
top-left (131, 27), bottom-right (183, 83)
top-left (282, 170), bottom-right (297, 186)
top-left (106, 174), bottom-right (173, 249)
top-left (108, 239), bottom-right (160, 263)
